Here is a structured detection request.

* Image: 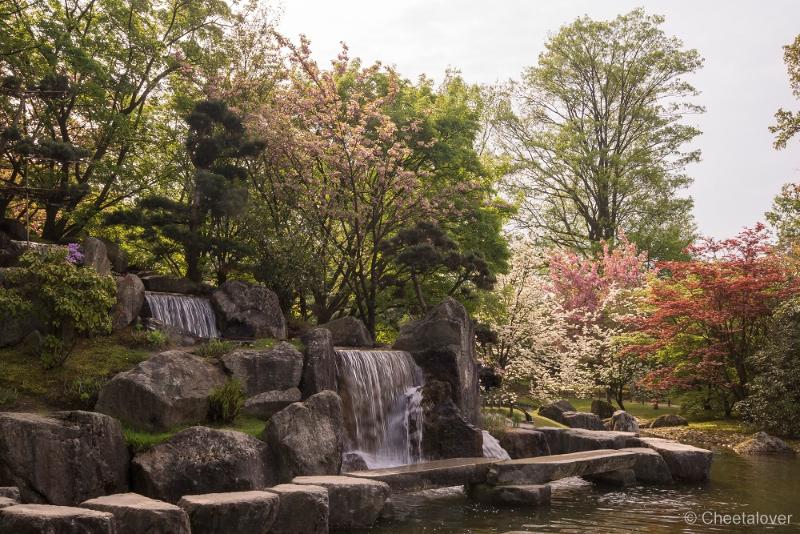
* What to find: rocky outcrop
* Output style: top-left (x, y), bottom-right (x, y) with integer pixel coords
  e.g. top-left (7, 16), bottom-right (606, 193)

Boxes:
top-left (81, 493), bottom-right (190, 534)
top-left (650, 414), bottom-right (689, 428)
top-left (341, 452), bottom-right (369, 473)
top-left (733, 432), bottom-right (796, 455)
top-left (319, 316), bottom-right (373, 347)
top-left (0, 504), bottom-right (116, 533)
top-left (266, 483), bottom-right (329, 534)
top-left (0, 411), bottom-right (128, 505)
top-left (83, 237), bottom-right (112, 276)
top-left (111, 274), bottom-right (145, 331)
top-left (419, 380), bottom-right (483, 460)
top-left (242, 388), bottom-right (302, 419)
top-left (611, 410), bottom-right (639, 433)
top-left (211, 280), bottom-right (287, 339)
top-left (637, 437), bottom-right (713, 482)
top-left (497, 428), bottom-right (550, 459)
top-left (100, 239), bottom-right (128, 274)
top-left (299, 328), bottom-right (337, 398)
top-left (561, 411), bottom-right (605, 430)
top-left (394, 298), bottom-right (481, 424)
top-left (178, 491), bottom-right (279, 534)
top-left (131, 427), bottom-right (273, 503)
top-left (222, 342), bottom-right (303, 396)
top-left (591, 399), bottom-right (615, 419)
top-left (537, 400), bottom-right (575, 424)
top-left (264, 391), bottom-right (344, 482)
top-left (95, 351), bottom-right (226, 432)
top-left (292, 476), bottom-right (390, 530)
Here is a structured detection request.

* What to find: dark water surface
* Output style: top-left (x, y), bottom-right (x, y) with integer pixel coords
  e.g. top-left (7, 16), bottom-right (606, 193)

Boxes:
top-left (370, 451), bottom-right (800, 533)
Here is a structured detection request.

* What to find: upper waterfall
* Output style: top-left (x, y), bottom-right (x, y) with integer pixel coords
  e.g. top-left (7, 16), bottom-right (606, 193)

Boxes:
top-left (144, 291), bottom-right (219, 338)
top-left (335, 349), bottom-right (424, 468)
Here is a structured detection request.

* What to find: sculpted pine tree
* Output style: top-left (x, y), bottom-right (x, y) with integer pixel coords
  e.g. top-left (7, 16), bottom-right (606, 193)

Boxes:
top-left (495, 9), bottom-right (702, 260)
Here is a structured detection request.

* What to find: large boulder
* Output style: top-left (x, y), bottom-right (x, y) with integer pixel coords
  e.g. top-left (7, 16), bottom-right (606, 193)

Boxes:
top-left (81, 493), bottom-right (190, 534)
top-left (0, 312), bottom-right (41, 348)
top-left (591, 399), bottom-right (615, 419)
top-left (0, 411), bottom-right (128, 506)
top-left (221, 342), bottom-right (303, 396)
top-left (292, 476), bottom-right (389, 530)
top-left (111, 274), bottom-right (145, 331)
top-left (264, 391), bottom-right (344, 482)
top-left (131, 427), bottom-right (274, 503)
top-left (319, 316), bottom-right (373, 347)
top-left (95, 351), bottom-right (226, 432)
top-left (299, 328), bottom-right (338, 398)
top-left (497, 428), bottom-right (550, 459)
top-left (82, 237), bottom-right (112, 276)
top-left (638, 437), bottom-right (713, 482)
top-left (178, 491), bottom-right (279, 534)
top-left (611, 410), bottom-right (639, 434)
top-left (211, 280), bottom-right (287, 339)
top-left (535, 427), bottom-right (635, 455)
top-left (733, 432), bottom-right (796, 455)
top-left (619, 448), bottom-right (673, 484)
top-left (266, 483), bottom-right (329, 534)
top-left (99, 239), bottom-right (128, 274)
top-left (242, 388), bottom-right (302, 420)
top-left (650, 414), bottom-right (689, 428)
top-left (419, 380), bottom-right (483, 460)
top-left (140, 275), bottom-right (209, 295)
top-left (537, 400), bottom-right (575, 424)
top-left (561, 411), bottom-right (605, 431)
top-left (0, 504), bottom-right (116, 533)
top-left (394, 298), bottom-right (481, 424)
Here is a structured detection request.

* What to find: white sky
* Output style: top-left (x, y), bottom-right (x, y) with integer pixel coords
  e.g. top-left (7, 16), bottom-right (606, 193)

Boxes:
top-left (278, 0), bottom-right (800, 239)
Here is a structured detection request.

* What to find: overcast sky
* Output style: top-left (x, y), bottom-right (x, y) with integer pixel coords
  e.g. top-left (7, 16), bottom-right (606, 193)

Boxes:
top-left (278, 0), bottom-right (800, 239)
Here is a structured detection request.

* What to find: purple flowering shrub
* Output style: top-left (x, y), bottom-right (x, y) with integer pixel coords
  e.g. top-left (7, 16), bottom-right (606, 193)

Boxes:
top-left (67, 243), bottom-right (84, 265)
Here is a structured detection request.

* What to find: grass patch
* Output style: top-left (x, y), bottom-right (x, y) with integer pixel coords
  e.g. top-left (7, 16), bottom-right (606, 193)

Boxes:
top-left (122, 416), bottom-right (267, 454)
top-left (247, 337), bottom-right (304, 352)
top-left (194, 339), bottom-right (236, 359)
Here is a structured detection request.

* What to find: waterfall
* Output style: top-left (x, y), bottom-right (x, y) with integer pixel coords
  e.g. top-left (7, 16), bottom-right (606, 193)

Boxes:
top-left (482, 430), bottom-right (511, 460)
top-left (144, 292), bottom-right (219, 338)
top-left (336, 349), bottom-right (425, 468)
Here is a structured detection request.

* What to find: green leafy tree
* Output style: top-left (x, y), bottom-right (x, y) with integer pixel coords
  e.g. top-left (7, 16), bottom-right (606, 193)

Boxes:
top-left (771, 34), bottom-right (800, 149)
top-left (494, 9), bottom-right (701, 261)
top-left (766, 182), bottom-right (800, 252)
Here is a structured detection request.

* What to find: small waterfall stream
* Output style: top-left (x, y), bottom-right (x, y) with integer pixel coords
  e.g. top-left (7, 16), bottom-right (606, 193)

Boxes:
top-left (144, 292), bottom-right (219, 338)
top-left (336, 349), bottom-right (425, 468)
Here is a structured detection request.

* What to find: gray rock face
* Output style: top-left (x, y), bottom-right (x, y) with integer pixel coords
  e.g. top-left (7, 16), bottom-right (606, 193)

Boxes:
top-left (611, 410), bottom-right (639, 433)
top-left (264, 391), bottom-right (344, 482)
top-left (620, 448), bottom-right (673, 484)
top-left (112, 274), bottom-right (145, 331)
top-left (420, 380), bottom-right (483, 460)
top-left (95, 351), bottom-right (227, 432)
top-left (100, 239), bottom-right (128, 274)
top-left (319, 316), bottom-right (373, 347)
top-left (394, 298), bottom-right (481, 424)
top-left (0, 310), bottom-right (43, 348)
top-left (498, 428), bottom-right (550, 459)
top-left (81, 492), bottom-right (190, 534)
top-left (242, 388), bottom-right (302, 419)
top-left (222, 343), bottom-right (304, 396)
top-left (537, 400), bottom-right (575, 424)
top-left (266, 484), bottom-right (328, 534)
top-left (638, 437), bottom-right (713, 482)
top-left (591, 399), bottom-right (615, 419)
top-left (140, 276), bottom-right (209, 295)
top-left (533, 427), bottom-right (635, 455)
top-left (0, 487), bottom-right (20, 502)
top-left (650, 414), bottom-right (689, 428)
top-left (211, 280), bottom-right (287, 339)
top-left (292, 476), bottom-right (390, 530)
top-left (299, 328), bottom-right (338, 398)
top-left (561, 411), bottom-right (605, 430)
top-left (131, 427), bottom-right (274, 503)
top-left (83, 237), bottom-right (112, 276)
top-left (178, 491), bottom-right (279, 534)
top-left (466, 483), bottom-right (551, 506)
top-left (0, 411), bottom-right (129, 505)
top-left (341, 452), bottom-right (369, 473)
top-left (0, 504), bottom-right (116, 533)
top-left (733, 432), bottom-right (796, 455)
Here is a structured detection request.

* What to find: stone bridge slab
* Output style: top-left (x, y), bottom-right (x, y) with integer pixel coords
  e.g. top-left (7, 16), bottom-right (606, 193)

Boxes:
top-left (345, 458), bottom-right (500, 492)
top-left (488, 449), bottom-right (639, 485)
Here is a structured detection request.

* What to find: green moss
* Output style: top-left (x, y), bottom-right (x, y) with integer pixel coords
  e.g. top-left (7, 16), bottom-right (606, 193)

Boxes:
top-left (123, 416), bottom-right (267, 453)
top-left (249, 337), bottom-right (304, 352)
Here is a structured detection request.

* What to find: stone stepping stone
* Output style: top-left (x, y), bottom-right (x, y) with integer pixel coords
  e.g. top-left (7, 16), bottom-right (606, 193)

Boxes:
top-left (266, 483), bottom-right (329, 534)
top-left (637, 437), bottom-right (713, 482)
top-left (292, 475), bottom-right (390, 529)
top-left (81, 492), bottom-right (190, 534)
top-left (466, 483), bottom-right (551, 506)
top-left (0, 504), bottom-right (115, 533)
top-left (178, 490), bottom-right (279, 534)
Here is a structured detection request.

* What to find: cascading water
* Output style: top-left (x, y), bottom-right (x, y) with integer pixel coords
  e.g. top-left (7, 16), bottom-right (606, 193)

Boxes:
top-left (144, 292), bottom-right (219, 338)
top-left (335, 349), bottom-right (425, 468)
top-left (482, 430), bottom-right (511, 460)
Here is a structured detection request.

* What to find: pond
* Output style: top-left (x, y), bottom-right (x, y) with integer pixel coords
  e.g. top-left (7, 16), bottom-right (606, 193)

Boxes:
top-left (370, 450), bottom-right (800, 533)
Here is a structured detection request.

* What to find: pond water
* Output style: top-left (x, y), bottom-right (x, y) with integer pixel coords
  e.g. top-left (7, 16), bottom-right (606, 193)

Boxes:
top-left (370, 450), bottom-right (800, 533)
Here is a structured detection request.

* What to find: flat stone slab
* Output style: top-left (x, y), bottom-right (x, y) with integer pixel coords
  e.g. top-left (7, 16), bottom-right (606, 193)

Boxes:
top-left (489, 449), bottom-right (639, 485)
top-left (81, 492), bottom-right (190, 534)
top-left (267, 484), bottom-right (329, 534)
top-left (292, 475), bottom-right (389, 529)
top-left (0, 504), bottom-right (115, 533)
top-left (466, 483), bottom-right (551, 506)
top-left (638, 437), bottom-right (713, 482)
top-left (346, 457), bottom-right (500, 492)
top-left (178, 491), bottom-right (279, 534)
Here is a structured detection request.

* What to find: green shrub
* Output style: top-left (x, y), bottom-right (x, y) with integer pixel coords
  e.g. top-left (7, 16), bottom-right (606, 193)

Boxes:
top-left (131, 327), bottom-right (169, 349)
top-left (63, 376), bottom-right (106, 409)
top-left (208, 379), bottom-right (245, 424)
top-left (195, 339), bottom-right (235, 359)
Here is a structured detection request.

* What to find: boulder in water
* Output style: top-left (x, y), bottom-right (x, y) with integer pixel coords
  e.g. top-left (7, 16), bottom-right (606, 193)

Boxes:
top-left (498, 428), bottom-right (550, 458)
top-left (83, 237), bottom-right (112, 276)
top-left (561, 411), bottom-right (605, 430)
top-left (591, 399), bottom-right (615, 419)
top-left (266, 483), bottom-right (329, 534)
top-left (222, 342), bottom-right (304, 395)
top-left (264, 391), bottom-right (344, 482)
top-left (0, 411), bottom-right (129, 505)
top-left (611, 410), bottom-right (639, 434)
top-left (637, 437), bottom-right (712, 482)
top-left (419, 380), bottom-right (483, 460)
top-left (95, 351), bottom-right (227, 432)
top-left (291, 476), bottom-right (389, 530)
top-left (80, 492), bottom-right (191, 534)
top-left (394, 298), bottom-right (481, 424)
top-left (319, 316), bottom-right (373, 347)
top-left (242, 388), bottom-right (302, 419)
top-left (537, 400), bottom-right (575, 424)
top-left (211, 280), bottom-right (287, 339)
top-left (178, 491), bottom-right (279, 534)
top-left (299, 328), bottom-right (338, 398)
top-left (111, 274), bottom-right (145, 331)
top-left (0, 504), bottom-right (116, 533)
top-left (733, 432), bottom-right (795, 455)
top-left (131, 427), bottom-right (274, 503)
top-left (620, 447), bottom-right (673, 484)
top-left (650, 414), bottom-right (688, 428)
